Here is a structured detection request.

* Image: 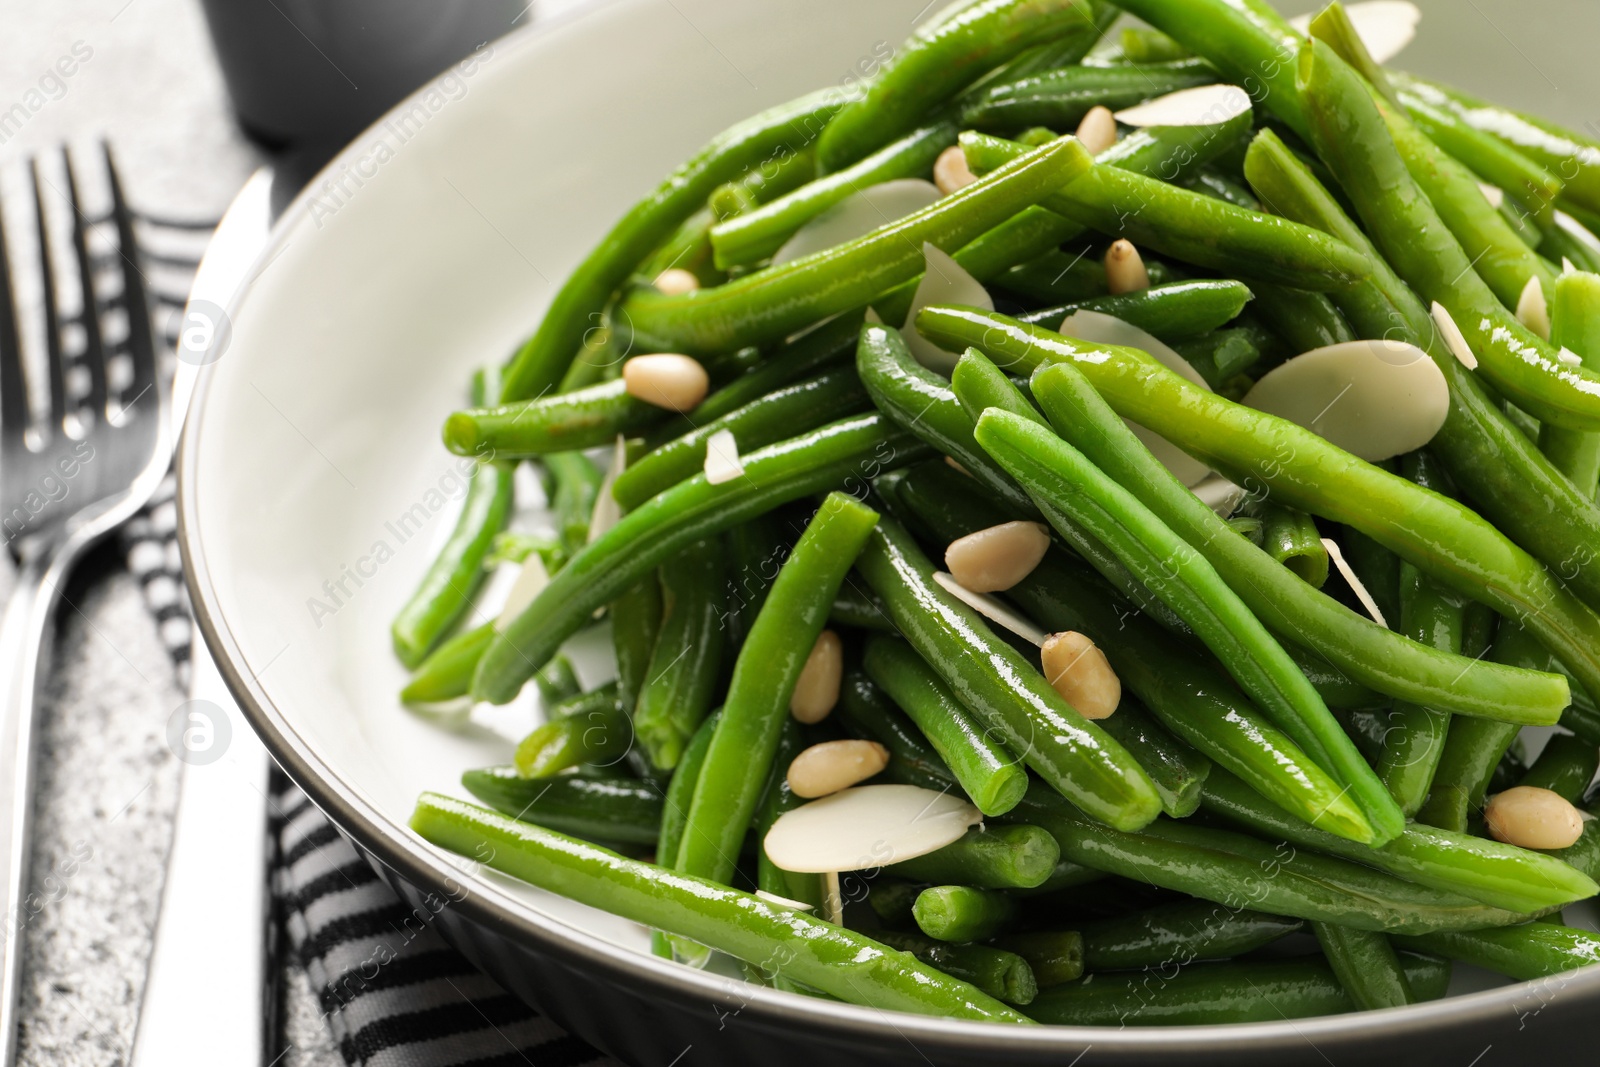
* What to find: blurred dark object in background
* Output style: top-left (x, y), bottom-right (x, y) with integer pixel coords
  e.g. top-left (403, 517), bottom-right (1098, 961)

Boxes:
top-left (197, 0), bottom-right (526, 148)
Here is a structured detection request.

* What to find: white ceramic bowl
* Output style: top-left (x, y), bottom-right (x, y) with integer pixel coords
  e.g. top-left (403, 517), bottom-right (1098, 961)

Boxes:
top-left (180, 1), bottom-right (1600, 1063)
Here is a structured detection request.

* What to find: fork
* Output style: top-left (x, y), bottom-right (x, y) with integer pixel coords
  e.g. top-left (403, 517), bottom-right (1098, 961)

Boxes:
top-left (0, 145), bottom-right (170, 1067)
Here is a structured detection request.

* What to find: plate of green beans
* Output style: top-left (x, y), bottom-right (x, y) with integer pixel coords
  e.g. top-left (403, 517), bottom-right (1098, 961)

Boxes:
top-left (181, 0), bottom-right (1600, 1061)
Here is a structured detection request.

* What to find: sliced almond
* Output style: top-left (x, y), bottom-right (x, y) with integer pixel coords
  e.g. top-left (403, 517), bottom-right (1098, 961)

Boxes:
top-left (933, 145), bottom-right (978, 195)
top-left (1114, 84), bottom-right (1252, 128)
top-left (1289, 1), bottom-right (1420, 64)
top-left (1075, 105), bottom-right (1118, 155)
top-left (1517, 276), bottom-right (1551, 340)
top-left (1240, 339), bottom-right (1448, 462)
top-left (703, 428), bottom-right (744, 485)
top-left (1430, 302), bottom-right (1478, 370)
top-left (762, 785), bottom-right (982, 873)
top-left (902, 242), bottom-right (994, 373)
top-left (933, 571), bottom-right (1047, 646)
top-left (1324, 537), bottom-right (1388, 628)
top-left (495, 553), bottom-right (550, 630)
top-left (588, 434), bottom-right (628, 543)
top-left (773, 179), bottom-right (940, 265)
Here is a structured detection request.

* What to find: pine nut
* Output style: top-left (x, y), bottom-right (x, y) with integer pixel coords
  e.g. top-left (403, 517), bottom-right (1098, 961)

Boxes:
top-left (787, 739), bottom-right (890, 799)
top-left (944, 521), bottom-right (1050, 593)
top-left (622, 353), bottom-right (709, 411)
top-left (1075, 105), bottom-right (1118, 157)
top-left (790, 629), bottom-right (843, 724)
top-left (1484, 785), bottom-right (1585, 850)
top-left (1517, 276), bottom-right (1550, 340)
top-left (934, 145), bottom-right (978, 196)
top-left (1040, 630), bottom-right (1120, 720)
top-left (653, 267), bottom-right (700, 295)
top-left (1105, 239), bottom-right (1149, 295)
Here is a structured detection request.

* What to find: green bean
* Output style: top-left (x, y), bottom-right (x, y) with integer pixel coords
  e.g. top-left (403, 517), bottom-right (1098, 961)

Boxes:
top-left (1242, 127), bottom-right (1600, 632)
top-left (390, 404), bottom-right (514, 669)
top-left (1091, 698), bottom-right (1211, 819)
top-left (1199, 769), bottom-right (1597, 915)
top-left (544, 451), bottom-right (602, 558)
top-left (855, 512), bottom-right (1162, 832)
top-left (659, 711), bottom-right (718, 868)
top-left (828, 583), bottom-right (895, 632)
top-left (868, 879), bottom-right (922, 929)
top-left (1398, 88), bottom-right (1562, 229)
top-left (1299, 42), bottom-right (1600, 433)
top-left (619, 135), bottom-right (1090, 357)
top-left (1172, 326), bottom-right (1268, 388)
top-left (611, 574), bottom-right (663, 724)
top-left (614, 367), bottom-right (869, 510)
top-left (400, 621), bottom-right (493, 705)
top-left (473, 413), bottom-right (924, 704)
top-left (917, 306), bottom-right (1579, 725)
top-left (1028, 953), bottom-right (1450, 1026)
top-left (1549, 805), bottom-right (1600, 881)
top-left (1392, 72), bottom-right (1600, 218)
top-left (1416, 718), bottom-right (1522, 834)
top-left (990, 248), bottom-right (1116, 305)
top-left (633, 540), bottom-right (724, 771)
top-left (896, 460), bottom-right (1381, 838)
top-left (640, 209), bottom-right (722, 291)
top-left (1518, 733), bottom-right (1599, 803)
top-left (533, 653), bottom-right (581, 706)
top-left (914, 885), bottom-right (1018, 943)
top-left (1015, 279), bottom-right (1253, 342)
top-left (991, 931), bottom-right (1083, 988)
top-left (872, 931), bottom-right (1038, 1006)
top-left (677, 494), bottom-right (879, 886)
top-left (974, 403), bottom-right (1398, 844)
top-left (1376, 559), bottom-right (1466, 817)
top-left (711, 123), bottom-right (957, 270)
top-left (1256, 504), bottom-right (1328, 587)
top-left (1542, 270), bottom-right (1600, 496)
top-left (1116, 26), bottom-right (1192, 63)
top-left (958, 59), bottom-right (1217, 131)
top-left (1311, 921), bottom-right (1415, 1010)
top-left (723, 512), bottom-right (788, 652)
top-left (512, 683), bottom-right (628, 778)
top-left (1077, 899), bottom-right (1301, 972)
top-left (1017, 782), bottom-right (1534, 933)
top-left (886, 825), bottom-right (1059, 890)
top-left (1539, 217), bottom-right (1600, 275)
top-left (1394, 924), bottom-right (1600, 982)
top-left (460, 767), bottom-right (661, 846)
top-left (444, 379), bottom-right (663, 458)
top-left (961, 132), bottom-right (1372, 290)
top-left (498, 88), bottom-right (843, 401)
top-left (1247, 282), bottom-right (1355, 355)
top-left (862, 635), bottom-right (1028, 817)
top-left (412, 794), bottom-right (1031, 1023)
top-left (814, 0), bottom-right (1101, 172)
top-left (755, 720), bottom-right (825, 911)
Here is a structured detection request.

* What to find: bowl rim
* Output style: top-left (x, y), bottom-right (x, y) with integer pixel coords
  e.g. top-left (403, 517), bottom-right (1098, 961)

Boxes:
top-left (176, 0), bottom-right (1600, 1056)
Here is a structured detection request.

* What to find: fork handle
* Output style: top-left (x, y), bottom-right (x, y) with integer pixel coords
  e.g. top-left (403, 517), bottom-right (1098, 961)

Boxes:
top-left (0, 549), bottom-right (72, 1067)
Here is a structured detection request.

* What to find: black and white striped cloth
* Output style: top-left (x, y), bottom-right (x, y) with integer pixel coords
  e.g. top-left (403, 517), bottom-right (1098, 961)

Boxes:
top-left (125, 210), bottom-right (618, 1067)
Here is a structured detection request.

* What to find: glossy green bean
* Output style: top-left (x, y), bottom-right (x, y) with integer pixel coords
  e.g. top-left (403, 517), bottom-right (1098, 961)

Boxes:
top-left (544, 451), bottom-right (602, 558)
top-left (640, 209), bottom-right (721, 291)
top-left (961, 132), bottom-right (1372, 290)
top-left (914, 885), bottom-right (1018, 943)
top-left (1377, 557), bottom-right (1466, 818)
top-left (895, 459), bottom-right (1380, 837)
top-left (473, 413), bottom-right (924, 704)
top-left (991, 931), bottom-right (1083, 988)
top-left (974, 403), bottom-right (1397, 844)
top-left (855, 512), bottom-right (1163, 832)
top-left (389, 459), bottom-right (514, 668)
top-left (1256, 504), bottom-right (1327, 587)
top-left (611, 574), bottom-right (663, 725)
top-left (1017, 782), bottom-right (1534, 934)
top-left (958, 59), bottom-right (1216, 131)
top-left (1518, 733), bottom-right (1599, 803)
top-left (633, 539), bottom-right (724, 771)
top-left (1016, 279), bottom-right (1253, 342)
top-left (755, 720), bottom-right (825, 911)
top-left (863, 635), bottom-right (1028, 817)
top-left (711, 123), bottom-right (957, 270)
top-left (1091, 698), bottom-right (1211, 819)
top-left (916, 306), bottom-right (1578, 725)
top-left (1400, 89), bottom-right (1562, 228)
top-left (1241, 128), bottom-right (1600, 636)
top-left (1248, 282), bottom-right (1355, 355)
top-left (677, 494), bottom-right (879, 886)
top-left (1184, 167), bottom-right (1261, 210)
top-left (1311, 922), bottom-right (1414, 1011)
top-left (412, 794), bottom-right (1030, 1023)
top-left (1115, 26), bottom-right (1191, 63)
top-left (886, 825), bottom-right (1059, 890)
top-left (724, 512), bottom-right (787, 652)
top-left (498, 88), bottom-right (843, 401)
top-left (619, 135), bottom-right (1090, 357)
top-left (614, 367), bottom-right (869, 510)
top-left (868, 879), bottom-right (922, 929)
top-left (1416, 717), bottom-right (1522, 834)
top-left (513, 683), bottom-right (629, 778)
top-left (533, 653), bottom-right (581, 706)
top-left (1394, 924), bottom-right (1600, 981)
top-left (461, 767), bottom-right (661, 846)
top-left (1077, 899), bottom-right (1301, 972)
top-left (814, 0), bottom-right (1100, 171)
top-left (1198, 769), bottom-right (1597, 915)
top-left (1542, 270), bottom-right (1600, 495)
top-left (444, 379), bottom-right (664, 458)
top-left (1172, 327), bottom-right (1268, 388)
top-left (828, 583), bottom-right (895, 632)
top-left (1029, 954), bottom-right (1449, 1026)
top-left (873, 931), bottom-right (1038, 1006)
top-left (400, 620), bottom-right (493, 705)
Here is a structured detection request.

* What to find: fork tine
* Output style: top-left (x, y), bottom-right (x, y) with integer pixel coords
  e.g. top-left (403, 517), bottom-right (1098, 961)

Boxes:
top-left (102, 143), bottom-right (157, 406)
top-left (60, 147), bottom-right (107, 421)
top-left (30, 160), bottom-right (68, 431)
top-left (0, 172), bottom-right (28, 446)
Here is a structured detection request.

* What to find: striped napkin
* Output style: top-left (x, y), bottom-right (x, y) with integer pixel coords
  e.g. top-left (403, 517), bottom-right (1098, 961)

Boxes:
top-left (130, 214), bottom-right (619, 1067)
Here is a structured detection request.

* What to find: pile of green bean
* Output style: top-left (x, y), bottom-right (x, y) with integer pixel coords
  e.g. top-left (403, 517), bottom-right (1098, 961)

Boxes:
top-left (395, 0), bottom-right (1600, 1029)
